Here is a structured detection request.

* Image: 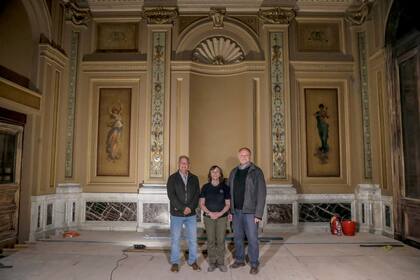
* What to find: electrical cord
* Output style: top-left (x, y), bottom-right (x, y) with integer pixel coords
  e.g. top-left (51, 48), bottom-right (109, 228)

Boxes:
top-left (109, 250), bottom-right (129, 280)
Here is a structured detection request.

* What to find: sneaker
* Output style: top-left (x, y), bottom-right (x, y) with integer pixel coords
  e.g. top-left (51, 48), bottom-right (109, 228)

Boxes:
top-left (207, 264), bottom-right (216, 272)
top-left (218, 264), bottom-right (228, 272)
top-left (170, 264), bottom-right (179, 272)
top-left (190, 262), bottom-right (201, 271)
top-left (230, 261), bottom-right (246, 269)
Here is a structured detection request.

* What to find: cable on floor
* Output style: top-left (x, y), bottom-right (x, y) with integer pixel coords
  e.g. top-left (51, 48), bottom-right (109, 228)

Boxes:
top-left (109, 250), bottom-right (129, 280)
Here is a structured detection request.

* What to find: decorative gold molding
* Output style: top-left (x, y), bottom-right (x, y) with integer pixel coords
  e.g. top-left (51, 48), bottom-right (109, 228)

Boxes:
top-left (345, 0), bottom-right (375, 26)
top-left (209, 7), bottom-right (226, 29)
top-left (64, 0), bottom-right (91, 27)
top-left (258, 7), bottom-right (296, 24)
top-left (142, 7), bottom-right (178, 25)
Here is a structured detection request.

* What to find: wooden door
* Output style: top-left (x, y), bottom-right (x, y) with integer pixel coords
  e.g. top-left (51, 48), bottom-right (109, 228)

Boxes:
top-left (0, 123), bottom-right (23, 247)
top-left (396, 41), bottom-right (420, 246)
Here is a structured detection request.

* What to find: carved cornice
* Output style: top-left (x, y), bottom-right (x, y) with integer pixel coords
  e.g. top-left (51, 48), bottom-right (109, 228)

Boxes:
top-left (258, 7), bottom-right (296, 24)
top-left (142, 7), bottom-right (178, 25)
top-left (345, 0), bottom-right (375, 26)
top-left (63, 0), bottom-right (91, 27)
top-left (209, 7), bottom-right (226, 29)
top-left (171, 61), bottom-right (265, 76)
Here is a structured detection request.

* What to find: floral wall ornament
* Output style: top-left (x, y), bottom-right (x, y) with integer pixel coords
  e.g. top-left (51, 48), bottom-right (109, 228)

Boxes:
top-left (150, 32), bottom-right (166, 178)
top-left (65, 31), bottom-right (79, 178)
top-left (258, 7), bottom-right (296, 24)
top-left (209, 7), bottom-right (226, 29)
top-left (63, 0), bottom-right (91, 27)
top-left (192, 36), bottom-right (244, 65)
top-left (345, 0), bottom-right (376, 25)
top-left (357, 32), bottom-right (372, 178)
top-left (142, 7), bottom-right (178, 24)
top-left (270, 32), bottom-right (287, 179)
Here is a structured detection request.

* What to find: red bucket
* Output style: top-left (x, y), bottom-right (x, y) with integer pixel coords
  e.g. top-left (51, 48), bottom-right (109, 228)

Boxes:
top-left (341, 220), bottom-right (356, 236)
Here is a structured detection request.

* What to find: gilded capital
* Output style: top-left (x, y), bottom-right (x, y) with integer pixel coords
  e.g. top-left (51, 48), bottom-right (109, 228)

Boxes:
top-left (142, 7), bottom-right (178, 25)
top-left (258, 7), bottom-right (296, 25)
top-left (345, 0), bottom-right (376, 26)
top-left (63, 0), bottom-right (91, 27)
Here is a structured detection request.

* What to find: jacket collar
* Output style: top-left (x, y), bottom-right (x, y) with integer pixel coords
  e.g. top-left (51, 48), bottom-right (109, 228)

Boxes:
top-left (235, 162), bottom-right (255, 172)
top-left (176, 170), bottom-right (194, 179)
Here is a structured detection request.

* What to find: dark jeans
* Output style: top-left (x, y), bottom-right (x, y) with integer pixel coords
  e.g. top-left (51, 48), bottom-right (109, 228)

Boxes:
top-left (203, 215), bottom-right (227, 265)
top-left (232, 209), bottom-right (259, 267)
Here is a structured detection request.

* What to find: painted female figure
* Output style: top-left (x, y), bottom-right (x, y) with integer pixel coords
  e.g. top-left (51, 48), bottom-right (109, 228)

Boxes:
top-left (315, 103), bottom-right (329, 154)
top-left (106, 102), bottom-right (123, 161)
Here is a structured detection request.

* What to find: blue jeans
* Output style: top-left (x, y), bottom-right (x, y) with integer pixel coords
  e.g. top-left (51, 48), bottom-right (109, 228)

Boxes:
top-left (170, 215), bottom-right (198, 265)
top-left (232, 209), bottom-right (259, 267)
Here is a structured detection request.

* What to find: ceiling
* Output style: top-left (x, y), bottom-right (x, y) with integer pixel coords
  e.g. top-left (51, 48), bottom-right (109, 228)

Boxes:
top-left (84, 0), bottom-right (356, 13)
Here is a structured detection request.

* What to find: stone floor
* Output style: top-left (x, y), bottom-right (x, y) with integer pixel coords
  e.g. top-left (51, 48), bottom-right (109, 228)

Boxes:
top-left (1, 231), bottom-right (419, 280)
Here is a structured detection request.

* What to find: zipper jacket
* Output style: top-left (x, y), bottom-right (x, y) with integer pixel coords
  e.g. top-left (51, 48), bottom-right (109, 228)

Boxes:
top-left (167, 171), bottom-right (200, 217)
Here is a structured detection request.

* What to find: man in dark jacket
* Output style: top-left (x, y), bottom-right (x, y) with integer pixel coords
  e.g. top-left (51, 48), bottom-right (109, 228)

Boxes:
top-left (228, 147), bottom-right (266, 275)
top-left (167, 155), bottom-right (201, 272)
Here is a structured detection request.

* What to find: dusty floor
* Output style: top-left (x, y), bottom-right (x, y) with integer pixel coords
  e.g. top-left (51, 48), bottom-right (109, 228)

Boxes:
top-left (1, 231), bottom-right (419, 280)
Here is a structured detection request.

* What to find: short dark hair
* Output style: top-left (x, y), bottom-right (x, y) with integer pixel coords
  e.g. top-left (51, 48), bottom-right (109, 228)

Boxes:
top-left (238, 147), bottom-right (251, 155)
top-left (178, 155), bottom-right (190, 163)
top-left (207, 165), bottom-right (224, 183)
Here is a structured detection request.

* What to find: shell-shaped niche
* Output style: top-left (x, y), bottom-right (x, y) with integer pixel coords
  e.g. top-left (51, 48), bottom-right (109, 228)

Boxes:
top-left (192, 36), bottom-right (245, 65)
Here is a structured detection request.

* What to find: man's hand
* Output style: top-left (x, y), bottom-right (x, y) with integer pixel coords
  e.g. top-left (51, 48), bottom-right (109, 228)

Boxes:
top-left (183, 207), bottom-right (191, 215)
top-left (254, 217), bottom-right (262, 224)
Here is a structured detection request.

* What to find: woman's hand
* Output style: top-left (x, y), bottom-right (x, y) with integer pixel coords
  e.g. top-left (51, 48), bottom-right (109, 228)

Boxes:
top-left (228, 213), bottom-right (233, 222)
top-left (209, 212), bottom-right (218, 219)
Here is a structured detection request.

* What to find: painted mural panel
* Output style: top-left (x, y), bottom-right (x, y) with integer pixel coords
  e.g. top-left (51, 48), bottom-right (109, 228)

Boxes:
top-left (96, 23), bottom-right (138, 52)
top-left (97, 88), bottom-right (131, 176)
top-left (305, 88), bottom-right (340, 177)
top-left (297, 23), bottom-right (341, 52)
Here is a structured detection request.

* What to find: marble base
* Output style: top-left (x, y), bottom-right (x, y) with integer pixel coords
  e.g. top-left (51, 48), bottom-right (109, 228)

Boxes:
top-left (137, 184), bottom-right (170, 231)
top-left (355, 184), bottom-right (393, 236)
top-left (29, 183), bottom-right (394, 241)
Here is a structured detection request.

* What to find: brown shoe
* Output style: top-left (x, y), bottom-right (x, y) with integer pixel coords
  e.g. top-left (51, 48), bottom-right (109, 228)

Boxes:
top-left (250, 266), bottom-right (259, 275)
top-left (170, 264), bottom-right (179, 272)
top-left (190, 262), bottom-right (201, 271)
top-left (230, 261), bottom-right (246, 269)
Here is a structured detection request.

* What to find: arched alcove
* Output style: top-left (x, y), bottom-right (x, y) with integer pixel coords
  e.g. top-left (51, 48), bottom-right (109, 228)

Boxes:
top-left (172, 18), bottom-right (265, 183)
top-left (0, 0), bottom-right (52, 88)
top-left (175, 18), bottom-right (264, 61)
top-left (384, 0), bottom-right (420, 47)
top-left (0, 0), bottom-right (35, 86)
